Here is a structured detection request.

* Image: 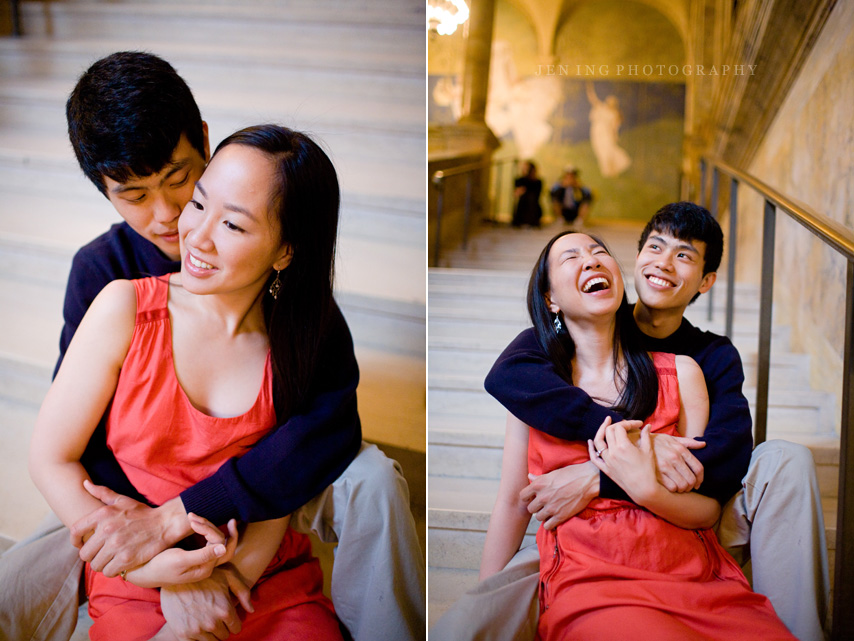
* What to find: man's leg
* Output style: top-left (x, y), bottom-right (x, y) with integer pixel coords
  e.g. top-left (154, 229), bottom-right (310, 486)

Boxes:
top-left (291, 442), bottom-right (425, 641)
top-left (0, 513), bottom-right (83, 641)
top-left (429, 544), bottom-right (539, 641)
top-left (716, 439), bottom-right (829, 641)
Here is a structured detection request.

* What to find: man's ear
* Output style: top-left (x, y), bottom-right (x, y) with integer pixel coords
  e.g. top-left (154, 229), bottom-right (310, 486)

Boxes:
top-left (201, 121), bottom-right (211, 163)
top-left (698, 271), bottom-right (717, 295)
top-left (274, 245), bottom-right (294, 272)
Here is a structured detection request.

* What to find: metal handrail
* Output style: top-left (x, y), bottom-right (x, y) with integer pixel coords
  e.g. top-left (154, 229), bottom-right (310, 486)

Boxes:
top-left (430, 156), bottom-right (517, 267)
top-left (701, 156), bottom-right (854, 641)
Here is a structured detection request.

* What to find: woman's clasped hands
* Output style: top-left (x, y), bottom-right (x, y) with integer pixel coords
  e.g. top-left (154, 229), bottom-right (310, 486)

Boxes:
top-left (587, 417), bottom-right (660, 503)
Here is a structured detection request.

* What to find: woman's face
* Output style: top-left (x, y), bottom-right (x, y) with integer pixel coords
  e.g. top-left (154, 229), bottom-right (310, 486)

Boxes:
top-left (546, 233), bottom-right (624, 324)
top-left (178, 143), bottom-right (292, 297)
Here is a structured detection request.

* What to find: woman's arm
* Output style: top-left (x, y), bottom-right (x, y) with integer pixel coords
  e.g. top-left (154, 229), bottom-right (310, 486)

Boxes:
top-left (589, 353), bottom-right (721, 529)
top-left (131, 516), bottom-right (289, 590)
top-left (675, 355), bottom-right (709, 439)
top-left (226, 517), bottom-right (290, 588)
top-left (589, 423), bottom-right (720, 529)
top-left (480, 413), bottom-right (532, 580)
top-left (29, 280), bottom-right (137, 528)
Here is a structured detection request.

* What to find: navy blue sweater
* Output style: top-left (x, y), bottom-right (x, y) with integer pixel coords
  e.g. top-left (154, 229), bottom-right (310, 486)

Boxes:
top-left (57, 222), bottom-right (362, 524)
top-left (484, 318), bottom-right (753, 504)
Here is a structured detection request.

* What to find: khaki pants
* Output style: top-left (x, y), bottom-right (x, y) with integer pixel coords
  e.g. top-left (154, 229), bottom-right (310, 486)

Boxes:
top-left (0, 443), bottom-right (426, 641)
top-left (430, 440), bottom-right (829, 641)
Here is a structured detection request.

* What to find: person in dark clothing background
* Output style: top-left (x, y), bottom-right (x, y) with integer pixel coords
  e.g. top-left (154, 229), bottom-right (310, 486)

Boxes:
top-left (550, 164), bottom-right (592, 227)
top-left (512, 160), bottom-right (543, 228)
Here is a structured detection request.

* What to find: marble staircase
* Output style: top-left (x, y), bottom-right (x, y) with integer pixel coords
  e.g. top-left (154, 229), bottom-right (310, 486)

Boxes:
top-left (0, 0), bottom-right (426, 552)
top-left (426, 220), bottom-right (841, 629)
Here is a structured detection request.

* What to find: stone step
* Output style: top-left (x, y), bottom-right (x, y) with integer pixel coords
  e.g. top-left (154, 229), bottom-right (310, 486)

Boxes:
top-left (428, 344), bottom-right (813, 390)
top-left (0, 398), bottom-right (52, 542)
top-left (16, 2), bottom-right (423, 73)
top-left (0, 69), bottom-right (423, 138)
top-left (0, 185), bottom-right (423, 279)
top-left (0, 121), bottom-right (424, 205)
top-left (428, 269), bottom-right (762, 311)
top-left (429, 322), bottom-right (795, 374)
top-left (426, 567), bottom-right (480, 631)
top-left (428, 387), bottom-right (836, 473)
top-left (427, 476), bottom-right (537, 572)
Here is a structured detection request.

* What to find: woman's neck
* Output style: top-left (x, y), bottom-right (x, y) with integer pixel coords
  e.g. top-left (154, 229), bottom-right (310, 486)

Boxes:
top-left (568, 316), bottom-right (622, 405)
top-left (170, 273), bottom-right (267, 338)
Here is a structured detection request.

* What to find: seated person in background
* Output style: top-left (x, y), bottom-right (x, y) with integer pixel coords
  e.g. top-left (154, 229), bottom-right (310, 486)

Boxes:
top-left (550, 165), bottom-right (592, 227)
top-left (0, 51), bottom-right (424, 641)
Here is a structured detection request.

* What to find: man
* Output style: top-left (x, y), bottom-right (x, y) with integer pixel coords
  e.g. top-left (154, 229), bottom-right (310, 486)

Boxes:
top-left (431, 202), bottom-right (828, 641)
top-left (550, 164), bottom-right (592, 226)
top-left (0, 51), bottom-right (424, 641)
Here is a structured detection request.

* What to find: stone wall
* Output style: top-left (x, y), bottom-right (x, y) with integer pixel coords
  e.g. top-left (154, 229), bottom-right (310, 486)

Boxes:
top-left (738, 0), bottom-right (853, 427)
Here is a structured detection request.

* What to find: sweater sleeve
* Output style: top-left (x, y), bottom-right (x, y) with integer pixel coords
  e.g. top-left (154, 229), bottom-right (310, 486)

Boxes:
top-left (54, 248), bottom-right (115, 377)
top-left (484, 328), bottom-right (629, 500)
top-left (180, 302), bottom-right (363, 524)
top-left (690, 337), bottom-right (754, 503)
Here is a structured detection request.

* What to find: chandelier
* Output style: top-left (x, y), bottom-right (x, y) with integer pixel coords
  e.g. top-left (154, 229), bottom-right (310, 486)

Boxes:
top-left (427, 0), bottom-right (470, 36)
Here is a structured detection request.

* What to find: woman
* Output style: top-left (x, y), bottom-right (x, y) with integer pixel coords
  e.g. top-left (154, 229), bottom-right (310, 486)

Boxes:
top-left (29, 125), bottom-right (344, 640)
top-left (512, 161), bottom-right (543, 228)
top-left (480, 231), bottom-right (795, 640)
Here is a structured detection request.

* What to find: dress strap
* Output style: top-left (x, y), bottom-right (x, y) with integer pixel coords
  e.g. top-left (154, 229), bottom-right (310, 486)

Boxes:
top-left (132, 275), bottom-right (170, 325)
top-left (651, 351), bottom-right (677, 377)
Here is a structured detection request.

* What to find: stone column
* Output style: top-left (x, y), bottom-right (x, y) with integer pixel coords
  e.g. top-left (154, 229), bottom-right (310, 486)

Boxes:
top-left (459, 0), bottom-right (496, 124)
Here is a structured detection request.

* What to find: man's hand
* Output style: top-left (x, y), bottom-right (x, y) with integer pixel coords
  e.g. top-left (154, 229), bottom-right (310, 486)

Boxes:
top-left (127, 517), bottom-right (238, 589)
top-left (520, 461), bottom-right (600, 530)
top-left (159, 565), bottom-right (254, 641)
top-left (648, 432), bottom-right (706, 492)
top-left (70, 480), bottom-right (191, 577)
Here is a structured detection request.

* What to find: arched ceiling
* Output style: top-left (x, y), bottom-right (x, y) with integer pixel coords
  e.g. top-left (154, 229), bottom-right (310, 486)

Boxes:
top-left (503, 0), bottom-right (689, 63)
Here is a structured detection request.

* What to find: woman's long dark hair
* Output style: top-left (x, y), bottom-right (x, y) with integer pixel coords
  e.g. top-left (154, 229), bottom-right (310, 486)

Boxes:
top-left (212, 125), bottom-right (339, 421)
top-left (527, 230), bottom-right (658, 420)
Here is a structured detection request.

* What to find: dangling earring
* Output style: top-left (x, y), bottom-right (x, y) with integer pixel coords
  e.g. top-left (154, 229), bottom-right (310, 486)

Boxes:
top-left (553, 314), bottom-right (562, 334)
top-left (269, 270), bottom-right (282, 300)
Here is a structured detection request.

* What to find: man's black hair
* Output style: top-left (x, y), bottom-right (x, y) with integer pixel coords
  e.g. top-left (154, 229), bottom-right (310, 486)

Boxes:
top-left (66, 51), bottom-right (206, 195)
top-left (638, 201), bottom-right (724, 276)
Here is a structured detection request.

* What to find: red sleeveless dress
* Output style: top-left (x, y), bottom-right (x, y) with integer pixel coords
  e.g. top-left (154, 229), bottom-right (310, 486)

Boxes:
top-left (84, 276), bottom-right (341, 641)
top-left (529, 352), bottom-right (796, 641)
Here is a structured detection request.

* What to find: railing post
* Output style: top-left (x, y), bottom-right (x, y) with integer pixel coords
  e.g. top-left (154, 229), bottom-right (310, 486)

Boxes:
top-left (462, 171), bottom-right (474, 250)
top-left (707, 167), bottom-right (720, 322)
top-left (432, 172), bottom-right (445, 268)
top-left (831, 258), bottom-right (854, 640)
top-left (725, 177), bottom-right (738, 340)
top-left (754, 199), bottom-right (776, 445)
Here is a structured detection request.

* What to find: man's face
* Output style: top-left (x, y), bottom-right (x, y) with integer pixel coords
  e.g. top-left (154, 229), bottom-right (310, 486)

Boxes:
top-left (103, 132), bottom-right (209, 261)
top-left (634, 231), bottom-right (716, 313)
